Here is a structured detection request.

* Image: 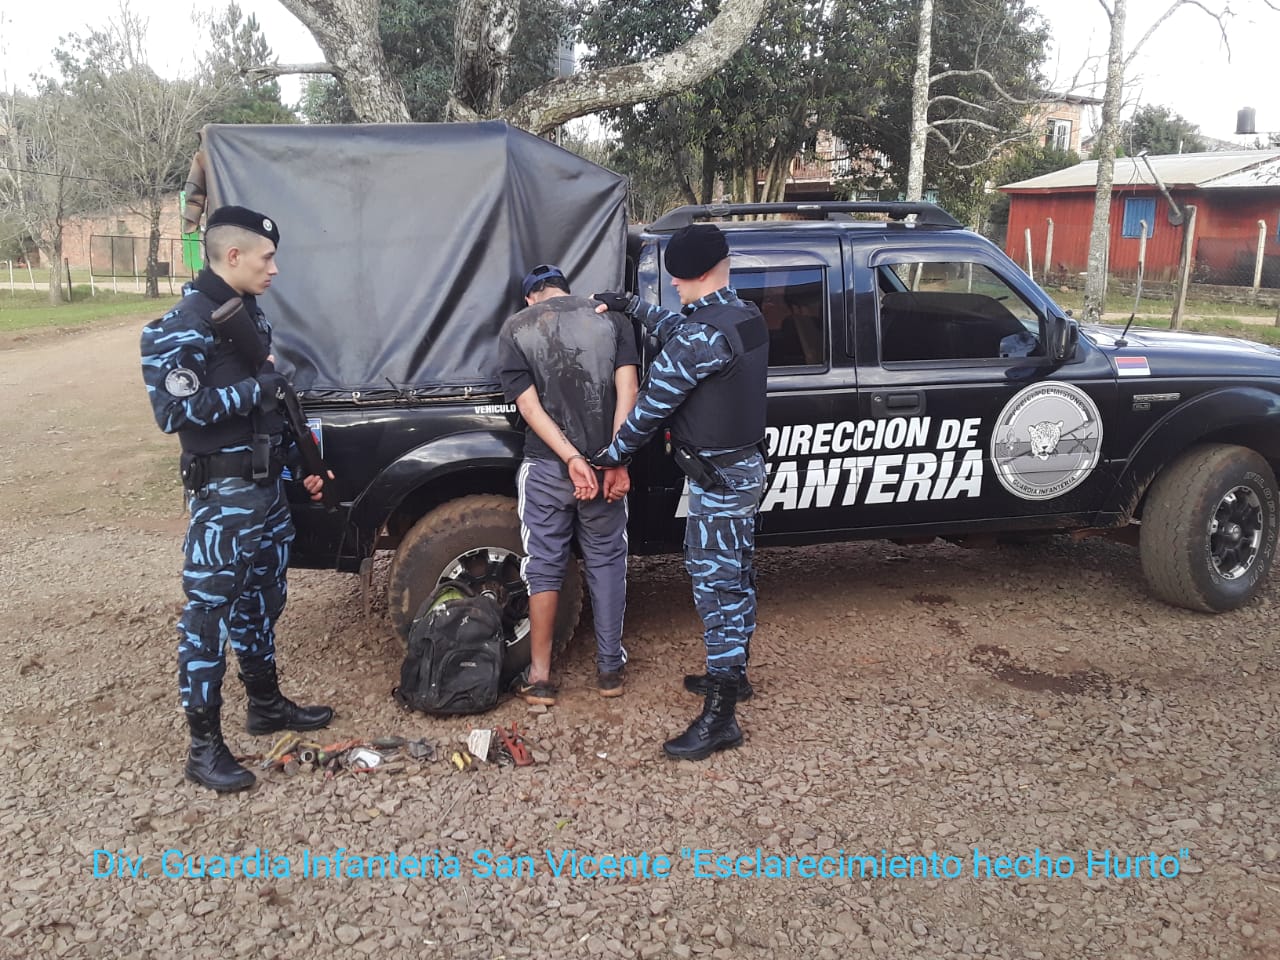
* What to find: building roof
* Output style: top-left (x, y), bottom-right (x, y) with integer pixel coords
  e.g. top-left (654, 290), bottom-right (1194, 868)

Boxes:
top-left (1000, 150), bottom-right (1280, 192)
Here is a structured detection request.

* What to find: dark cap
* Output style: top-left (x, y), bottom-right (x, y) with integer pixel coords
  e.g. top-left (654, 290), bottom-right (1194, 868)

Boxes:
top-left (664, 224), bottom-right (729, 279)
top-left (206, 205), bottom-right (280, 247)
top-left (521, 263), bottom-right (568, 299)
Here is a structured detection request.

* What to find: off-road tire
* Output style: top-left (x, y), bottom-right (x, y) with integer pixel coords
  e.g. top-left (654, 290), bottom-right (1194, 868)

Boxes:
top-left (1140, 443), bottom-right (1278, 612)
top-left (386, 495), bottom-right (583, 663)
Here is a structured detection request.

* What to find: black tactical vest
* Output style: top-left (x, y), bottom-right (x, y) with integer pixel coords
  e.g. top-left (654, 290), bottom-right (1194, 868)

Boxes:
top-left (176, 290), bottom-right (284, 456)
top-left (669, 299), bottom-right (769, 451)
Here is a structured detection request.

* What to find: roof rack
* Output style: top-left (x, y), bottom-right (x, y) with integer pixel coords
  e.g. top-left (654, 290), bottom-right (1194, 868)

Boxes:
top-left (648, 201), bottom-right (962, 231)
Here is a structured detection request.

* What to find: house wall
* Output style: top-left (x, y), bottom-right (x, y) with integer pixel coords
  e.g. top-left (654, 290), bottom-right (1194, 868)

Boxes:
top-left (61, 198), bottom-right (186, 273)
top-left (1005, 186), bottom-right (1280, 286)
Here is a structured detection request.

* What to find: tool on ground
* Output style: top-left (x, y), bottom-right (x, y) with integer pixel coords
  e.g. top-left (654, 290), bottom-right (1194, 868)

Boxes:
top-left (260, 732), bottom-right (301, 769)
top-left (494, 722), bottom-right (534, 767)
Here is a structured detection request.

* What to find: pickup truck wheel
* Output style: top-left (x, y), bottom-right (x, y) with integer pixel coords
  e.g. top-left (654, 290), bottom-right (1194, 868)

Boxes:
top-left (1139, 443), bottom-right (1279, 612)
top-left (386, 495), bottom-right (583, 673)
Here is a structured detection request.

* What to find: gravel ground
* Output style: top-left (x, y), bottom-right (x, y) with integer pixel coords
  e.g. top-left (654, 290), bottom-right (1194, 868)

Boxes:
top-left (1, 319), bottom-right (1277, 959)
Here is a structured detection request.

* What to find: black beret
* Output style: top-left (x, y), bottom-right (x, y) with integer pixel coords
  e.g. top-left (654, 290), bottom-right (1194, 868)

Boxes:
top-left (664, 224), bottom-right (729, 279)
top-left (206, 205), bottom-right (280, 247)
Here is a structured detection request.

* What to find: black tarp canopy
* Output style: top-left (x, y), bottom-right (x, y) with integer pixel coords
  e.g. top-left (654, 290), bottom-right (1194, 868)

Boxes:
top-left (201, 122), bottom-right (629, 398)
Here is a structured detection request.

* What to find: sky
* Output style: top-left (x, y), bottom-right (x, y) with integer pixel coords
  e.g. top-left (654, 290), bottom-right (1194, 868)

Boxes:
top-left (1, 0), bottom-right (1276, 144)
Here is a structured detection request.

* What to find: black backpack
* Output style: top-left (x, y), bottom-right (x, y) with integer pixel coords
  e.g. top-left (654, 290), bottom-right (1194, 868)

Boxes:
top-left (393, 581), bottom-right (504, 715)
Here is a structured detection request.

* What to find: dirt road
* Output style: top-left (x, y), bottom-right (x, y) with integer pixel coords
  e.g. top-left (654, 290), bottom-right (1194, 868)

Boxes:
top-left (1, 318), bottom-right (1277, 959)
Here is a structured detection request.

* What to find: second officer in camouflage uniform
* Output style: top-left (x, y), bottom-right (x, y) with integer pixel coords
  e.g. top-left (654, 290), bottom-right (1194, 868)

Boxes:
top-left (140, 205), bottom-right (333, 793)
top-left (593, 223), bottom-right (768, 761)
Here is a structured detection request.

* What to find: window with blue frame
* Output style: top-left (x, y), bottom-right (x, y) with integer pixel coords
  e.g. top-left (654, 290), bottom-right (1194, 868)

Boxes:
top-left (1122, 197), bottom-right (1157, 238)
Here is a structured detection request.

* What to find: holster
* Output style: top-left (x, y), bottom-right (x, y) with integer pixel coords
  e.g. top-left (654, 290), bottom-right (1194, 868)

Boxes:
top-left (673, 445), bottom-right (727, 491)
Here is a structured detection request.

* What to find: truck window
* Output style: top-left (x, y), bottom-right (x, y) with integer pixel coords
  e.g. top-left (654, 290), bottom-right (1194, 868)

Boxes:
top-left (877, 262), bottom-right (1042, 363)
top-left (733, 266), bottom-right (826, 369)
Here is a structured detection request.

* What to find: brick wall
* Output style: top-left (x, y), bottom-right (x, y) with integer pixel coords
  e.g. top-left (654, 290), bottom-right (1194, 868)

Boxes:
top-left (61, 198), bottom-right (185, 271)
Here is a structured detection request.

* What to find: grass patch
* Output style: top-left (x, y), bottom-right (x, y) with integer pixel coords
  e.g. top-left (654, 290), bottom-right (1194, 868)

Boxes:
top-left (1055, 291), bottom-right (1279, 322)
top-left (1129, 314), bottom-right (1280, 347)
top-left (0, 288), bottom-right (160, 332)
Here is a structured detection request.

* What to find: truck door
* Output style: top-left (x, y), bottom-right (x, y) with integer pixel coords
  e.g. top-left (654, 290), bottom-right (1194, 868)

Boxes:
top-left (634, 239), bottom-right (854, 548)
top-left (847, 246), bottom-right (1118, 534)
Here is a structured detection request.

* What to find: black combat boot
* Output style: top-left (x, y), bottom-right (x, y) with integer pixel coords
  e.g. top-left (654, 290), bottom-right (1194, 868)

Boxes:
top-left (185, 707), bottom-right (256, 793)
top-left (683, 670), bottom-right (754, 701)
top-left (663, 675), bottom-right (743, 761)
top-left (240, 662), bottom-right (334, 736)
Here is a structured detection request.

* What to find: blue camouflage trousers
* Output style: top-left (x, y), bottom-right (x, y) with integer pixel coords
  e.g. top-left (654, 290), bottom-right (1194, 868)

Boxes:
top-left (684, 450), bottom-right (766, 679)
top-left (178, 476), bottom-right (294, 710)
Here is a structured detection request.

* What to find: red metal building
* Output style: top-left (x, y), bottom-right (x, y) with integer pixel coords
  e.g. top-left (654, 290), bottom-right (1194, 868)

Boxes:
top-left (1000, 151), bottom-right (1280, 286)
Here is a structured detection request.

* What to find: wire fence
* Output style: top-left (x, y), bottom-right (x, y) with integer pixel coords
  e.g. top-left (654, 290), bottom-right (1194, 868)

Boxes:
top-left (1017, 212), bottom-right (1280, 319)
top-left (86, 234), bottom-right (201, 295)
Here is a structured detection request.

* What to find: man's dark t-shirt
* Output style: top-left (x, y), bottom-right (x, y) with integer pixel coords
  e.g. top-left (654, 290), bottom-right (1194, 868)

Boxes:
top-left (498, 295), bottom-right (640, 464)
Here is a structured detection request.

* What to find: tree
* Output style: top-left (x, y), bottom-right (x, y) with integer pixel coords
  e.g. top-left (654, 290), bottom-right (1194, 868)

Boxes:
top-left (584, 0), bottom-right (847, 208)
top-left (1120, 103), bottom-right (1206, 155)
top-left (1081, 0), bottom-right (1228, 320)
top-left (57, 5), bottom-right (227, 296)
top-left (261, 0), bottom-right (767, 133)
top-left (0, 87), bottom-right (94, 304)
top-left (903, 0), bottom-right (1050, 207)
top-left (204, 2), bottom-right (297, 123)
top-left (295, 0), bottom-right (570, 124)
top-left (830, 0), bottom-right (1049, 223)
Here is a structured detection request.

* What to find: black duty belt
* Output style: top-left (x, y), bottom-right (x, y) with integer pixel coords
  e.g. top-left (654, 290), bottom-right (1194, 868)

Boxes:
top-left (180, 449), bottom-right (285, 490)
top-left (700, 445), bottom-right (764, 468)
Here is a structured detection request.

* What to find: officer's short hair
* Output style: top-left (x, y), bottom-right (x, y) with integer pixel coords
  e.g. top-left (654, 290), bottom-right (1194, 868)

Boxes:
top-left (205, 224), bottom-right (272, 264)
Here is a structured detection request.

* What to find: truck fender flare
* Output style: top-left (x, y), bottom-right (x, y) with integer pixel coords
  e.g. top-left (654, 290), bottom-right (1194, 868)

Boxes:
top-left (349, 429), bottom-right (524, 536)
top-left (1100, 386), bottom-right (1280, 521)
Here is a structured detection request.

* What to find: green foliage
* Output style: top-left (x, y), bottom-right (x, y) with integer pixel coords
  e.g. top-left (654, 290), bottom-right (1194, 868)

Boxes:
top-left (1120, 104), bottom-right (1206, 156)
top-left (583, 0), bottom-right (853, 211)
top-left (582, 0), bottom-right (1048, 222)
top-left (0, 215), bottom-right (37, 263)
top-left (829, 0), bottom-right (1049, 222)
top-left (206, 3), bottom-right (297, 124)
top-left (985, 143), bottom-right (1079, 234)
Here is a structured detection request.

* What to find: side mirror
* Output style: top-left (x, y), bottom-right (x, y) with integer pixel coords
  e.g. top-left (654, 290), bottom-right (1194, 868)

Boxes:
top-left (1047, 315), bottom-right (1079, 363)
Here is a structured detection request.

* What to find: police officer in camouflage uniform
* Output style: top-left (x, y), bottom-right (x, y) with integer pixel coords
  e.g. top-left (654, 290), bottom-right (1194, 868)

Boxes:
top-left (140, 205), bottom-right (333, 793)
top-left (592, 223), bottom-right (768, 761)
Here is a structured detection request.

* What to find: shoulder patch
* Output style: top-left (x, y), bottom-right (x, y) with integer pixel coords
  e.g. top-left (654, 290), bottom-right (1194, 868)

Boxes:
top-left (165, 367), bottom-right (201, 397)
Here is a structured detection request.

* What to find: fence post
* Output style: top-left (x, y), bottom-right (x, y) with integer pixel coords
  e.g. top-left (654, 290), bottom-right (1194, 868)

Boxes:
top-left (6, 260), bottom-right (12, 296)
top-left (1253, 220), bottom-right (1267, 304)
top-left (1137, 221), bottom-right (1148, 299)
top-left (1024, 227), bottom-right (1034, 281)
top-left (1171, 204), bottom-right (1198, 331)
top-left (1044, 218), bottom-right (1054, 284)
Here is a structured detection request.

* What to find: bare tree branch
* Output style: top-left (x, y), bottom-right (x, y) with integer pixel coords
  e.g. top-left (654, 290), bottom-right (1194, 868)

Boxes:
top-left (243, 62), bottom-right (336, 82)
top-left (1097, 0), bottom-right (1114, 20)
top-left (930, 117), bottom-right (1004, 134)
top-left (928, 68), bottom-right (1043, 106)
top-left (928, 94), bottom-right (992, 112)
top-left (1127, 0), bottom-right (1230, 67)
top-left (498, 0), bottom-right (767, 134)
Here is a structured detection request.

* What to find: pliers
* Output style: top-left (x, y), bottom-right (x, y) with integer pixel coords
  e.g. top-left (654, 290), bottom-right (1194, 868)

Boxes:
top-left (494, 722), bottom-right (534, 766)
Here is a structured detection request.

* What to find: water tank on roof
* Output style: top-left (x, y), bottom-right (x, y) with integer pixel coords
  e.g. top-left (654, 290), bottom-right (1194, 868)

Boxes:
top-left (1236, 107), bottom-right (1256, 136)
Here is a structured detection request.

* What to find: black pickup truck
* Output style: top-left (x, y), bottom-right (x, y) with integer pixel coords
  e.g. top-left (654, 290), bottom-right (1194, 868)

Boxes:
top-left (193, 123), bottom-right (1280, 657)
